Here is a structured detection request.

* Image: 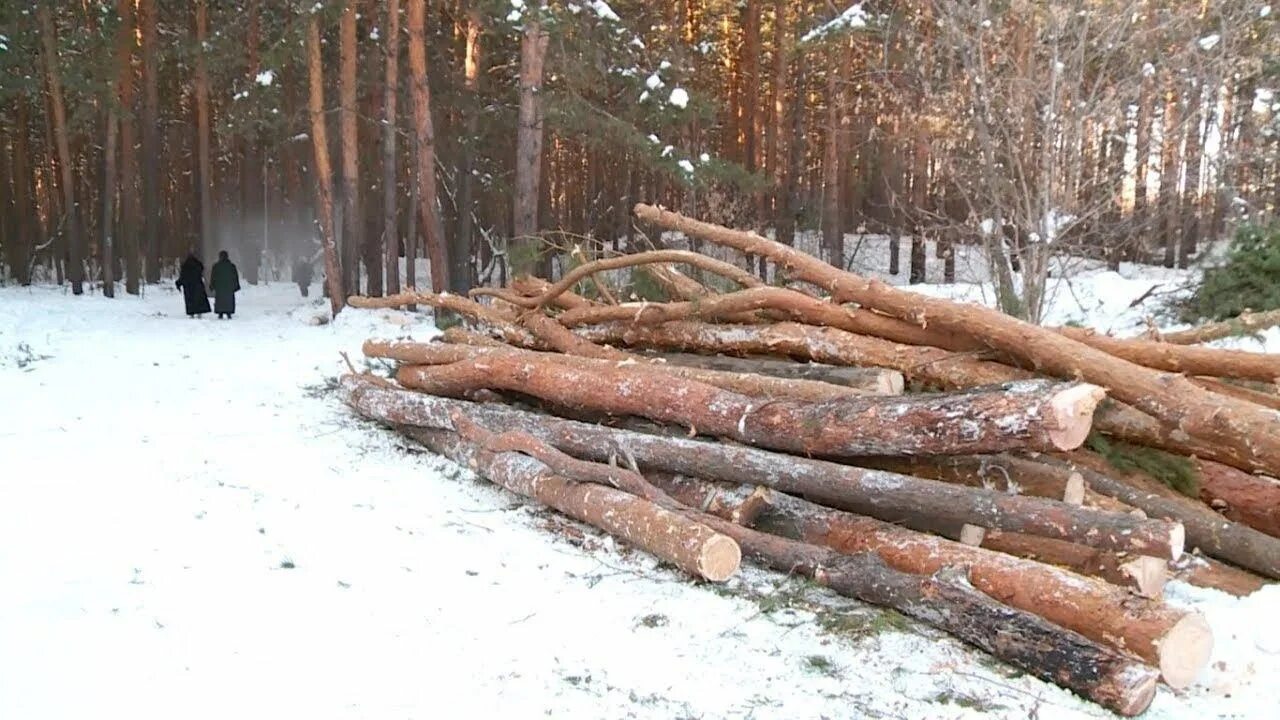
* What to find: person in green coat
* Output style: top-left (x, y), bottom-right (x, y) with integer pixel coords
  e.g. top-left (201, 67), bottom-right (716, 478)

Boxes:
top-left (210, 250), bottom-right (241, 319)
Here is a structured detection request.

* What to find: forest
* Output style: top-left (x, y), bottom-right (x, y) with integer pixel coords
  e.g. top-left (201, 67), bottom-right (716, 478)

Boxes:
top-left (0, 0), bottom-right (1277, 324)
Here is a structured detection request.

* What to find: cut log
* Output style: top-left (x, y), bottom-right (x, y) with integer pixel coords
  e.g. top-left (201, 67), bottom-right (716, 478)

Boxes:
top-left (1193, 459), bottom-right (1280, 539)
top-left (1039, 451), bottom-right (1280, 579)
top-left (396, 354), bottom-right (1106, 456)
top-left (860, 455), bottom-right (1087, 504)
top-left (1170, 554), bottom-right (1270, 597)
top-left (639, 351), bottom-right (904, 394)
top-left (365, 339), bottom-right (888, 402)
top-left (636, 204), bottom-right (1280, 478)
top-left (340, 376), bottom-right (1183, 560)
top-left (1057, 326), bottom-right (1280, 382)
top-left (349, 292), bottom-right (544, 348)
top-left (1158, 308), bottom-right (1280, 345)
top-left (649, 474), bottom-right (1207, 692)
top-left (1192, 377), bottom-right (1280, 412)
top-left (403, 424), bottom-right (739, 582)
top-left (977, 530), bottom-right (1170, 599)
top-left (510, 275), bottom-right (594, 309)
top-left (556, 286), bottom-right (980, 352)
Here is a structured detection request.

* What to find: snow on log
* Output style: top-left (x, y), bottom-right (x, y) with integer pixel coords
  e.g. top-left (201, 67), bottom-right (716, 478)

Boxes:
top-left (1170, 554), bottom-right (1271, 597)
top-left (1057, 326), bottom-right (1280, 383)
top-left (394, 354), bottom-right (1105, 456)
top-left (363, 339), bottom-right (892, 402)
top-left (1039, 451), bottom-right (1280, 579)
top-left (650, 474), bottom-right (1204, 695)
top-left (401, 423), bottom-right (740, 582)
top-left (635, 204), bottom-right (1280, 478)
top-left (339, 376), bottom-right (1183, 564)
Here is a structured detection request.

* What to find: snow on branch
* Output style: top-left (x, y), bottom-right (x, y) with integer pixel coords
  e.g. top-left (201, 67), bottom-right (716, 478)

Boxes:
top-left (801, 3), bottom-right (868, 43)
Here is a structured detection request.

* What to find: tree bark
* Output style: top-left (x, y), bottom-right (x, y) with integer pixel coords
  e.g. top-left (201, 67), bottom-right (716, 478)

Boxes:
top-left (116, 0), bottom-right (139, 295)
top-left (407, 0), bottom-right (449, 291)
top-left (1179, 82), bottom-right (1204, 268)
top-left (9, 98), bottom-right (36, 285)
top-left (381, 0), bottom-right (401, 295)
top-left (306, 11), bottom-right (346, 316)
top-left (1171, 554), bottom-right (1269, 598)
top-left (339, 0), bottom-right (362, 294)
top-left (404, 427), bottom-right (740, 582)
top-left (454, 8), bottom-right (483, 292)
top-left (100, 31), bottom-right (120, 298)
top-left (512, 17), bottom-right (550, 274)
top-left (345, 375), bottom-right (1174, 558)
top-left (240, 0), bottom-right (263, 286)
top-left (398, 356), bottom-right (1104, 456)
top-left (1056, 326), bottom-right (1280, 383)
top-left (821, 64), bottom-right (842, 266)
top-left (38, 4), bottom-right (84, 295)
top-left (1193, 459), bottom-right (1280, 539)
top-left (636, 351), bottom-right (903, 394)
top-left (648, 473), bottom-right (1200, 697)
top-left (1042, 452), bottom-right (1280, 579)
top-left (1159, 308), bottom-right (1280, 344)
top-left (365, 339), bottom-right (891, 402)
top-left (975, 530), bottom-right (1169, 599)
top-left (140, 0), bottom-right (161, 283)
top-left (635, 204), bottom-right (1280, 479)
top-left (194, 0), bottom-right (214, 271)
top-left (1158, 83), bottom-right (1181, 269)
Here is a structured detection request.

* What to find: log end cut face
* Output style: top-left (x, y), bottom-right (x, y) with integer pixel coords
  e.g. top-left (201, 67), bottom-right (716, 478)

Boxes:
top-left (1108, 664), bottom-right (1160, 717)
top-left (698, 534), bottom-right (743, 582)
top-left (1047, 384), bottom-right (1108, 450)
top-left (1157, 612), bottom-right (1214, 689)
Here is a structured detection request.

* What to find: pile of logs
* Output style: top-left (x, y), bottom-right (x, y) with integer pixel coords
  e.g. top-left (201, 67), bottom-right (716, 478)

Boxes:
top-left (340, 205), bottom-right (1280, 717)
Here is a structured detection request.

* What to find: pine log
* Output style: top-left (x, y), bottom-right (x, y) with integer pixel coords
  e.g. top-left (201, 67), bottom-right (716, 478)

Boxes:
top-left (556, 286), bottom-right (979, 352)
top-left (510, 275), bottom-right (595, 309)
top-left (576, 318), bottom-right (1276, 474)
top-left (1038, 451), bottom-right (1280, 578)
top-left (1170, 554), bottom-right (1270, 597)
top-left (649, 474), bottom-right (1206, 692)
top-left (1192, 377), bottom-right (1280, 412)
top-left (635, 205), bottom-right (1280, 478)
top-left (1158, 308), bottom-right (1280, 345)
top-left (978, 530), bottom-right (1169, 599)
top-left (860, 455), bottom-right (1087, 504)
top-left (638, 264), bottom-right (712, 300)
top-left (1056, 326), bottom-right (1280, 382)
top-left (349, 292), bottom-right (544, 348)
top-left (404, 425), bottom-right (740, 582)
top-left (1193, 459), bottom-right (1280, 538)
top-left (364, 339), bottom-right (889, 402)
top-left (340, 376), bottom-right (1183, 560)
top-left (638, 351), bottom-right (904, 394)
top-left (396, 355), bottom-right (1106, 456)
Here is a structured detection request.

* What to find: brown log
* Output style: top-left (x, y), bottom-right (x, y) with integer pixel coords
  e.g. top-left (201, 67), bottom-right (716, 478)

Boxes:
top-left (638, 264), bottom-right (712, 300)
top-left (577, 319), bottom-right (1276, 473)
top-left (556, 286), bottom-right (979, 352)
top-left (860, 455), bottom-right (1087, 505)
top-left (1171, 554), bottom-right (1270, 597)
top-left (340, 377), bottom-right (1181, 559)
top-left (639, 351), bottom-right (903, 394)
top-left (1193, 459), bottom-right (1280, 538)
top-left (650, 474), bottom-right (1204, 693)
top-left (1192, 377), bottom-right (1280, 412)
top-left (1057, 326), bottom-right (1280, 382)
top-left (510, 275), bottom-right (593, 309)
top-left (363, 340), bottom-right (886, 402)
top-left (1158, 308), bottom-right (1280, 344)
top-left (406, 425), bottom-right (739, 582)
top-left (636, 204), bottom-right (1280, 477)
top-left (348, 292), bottom-right (544, 349)
top-left (1040, 451), bottom-right (1280, 578)
top-left (396, 355), bottom-right (1106, 456)
top-left (978, 530), bottom-right (1169, 599)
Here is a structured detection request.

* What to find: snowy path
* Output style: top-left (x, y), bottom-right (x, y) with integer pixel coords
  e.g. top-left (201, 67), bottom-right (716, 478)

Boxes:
top-left (1, 282), bottom-right (1276, 719)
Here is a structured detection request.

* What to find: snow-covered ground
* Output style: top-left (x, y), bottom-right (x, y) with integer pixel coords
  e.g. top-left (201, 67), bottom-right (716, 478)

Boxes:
top-left (1, 273), bottom-right (1277, 719)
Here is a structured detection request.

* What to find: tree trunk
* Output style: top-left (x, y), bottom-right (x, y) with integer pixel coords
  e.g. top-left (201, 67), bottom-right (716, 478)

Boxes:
top-left (38, 5), bottom-right (84, 295)
top-left (194, 0), bottom-right (214, 272)
top-left (1158, 83), bottom-right (1181, 268)
top-left (767, 0), bottom-right (787, 222)
top-left (100, 27), bottom-right (121, 298)
top-left (635, 205), bottom-right (1280, 480)
top-left (636, 351), bottom-right (903, 394)
top-left (11, 98), bottom-right (36, 285)
top-left (777, 61), bottom-right (804, 247)
top-left (821, 66), bottom-right (842, 266)
top-left (512, 18), bottom-right (550, 275)
top-left (240, 0), bottom-right (262, 286)
top-left (381, 0), bottom-right (401, 296)
top-left (398, 354), bottom-right (1104, 456)
top-left (405, 428), bottom-right (740, 582)
top-left (1179, 82), bottom-right (1204, 269)
top-left (909, 136), bottom-right (928, 284)
top-left (339, 0), bottom-right (362, 295)
top-left (407, 0), bottom-right (449, 292)
top-left (645, 472), bottom-right (1197, 699)
top-left (454, 8), bottom-right (482, 292)
top-left (114, 0), bottom-right (139, 294)
top-left (140, 0), bottom-right (161, 283)
top-left (306, 11), bottom-right (346, 316)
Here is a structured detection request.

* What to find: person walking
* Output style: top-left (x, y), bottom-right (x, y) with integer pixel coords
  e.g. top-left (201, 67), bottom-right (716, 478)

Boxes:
top-left (175, 252), bottom-right (212, 318)
top-left (292, 257), bottom-right (314, 297)
top-left (210, 250), bottom-right (241, 319)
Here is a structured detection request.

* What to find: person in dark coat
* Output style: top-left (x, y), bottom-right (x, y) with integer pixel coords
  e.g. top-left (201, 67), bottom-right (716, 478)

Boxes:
top-left (292, 258), bottom-right (314, 297)
top-left (210, 250), bottom-right (241, 319)
top-left (175, 252), bottom-right (212, 318)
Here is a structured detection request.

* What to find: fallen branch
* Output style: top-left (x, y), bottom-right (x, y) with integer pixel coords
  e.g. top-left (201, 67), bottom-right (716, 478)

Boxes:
top-left (1158, 308), bottom-right (1280, 345)
top-left (1057, 326), bottom-right (1280, 383)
